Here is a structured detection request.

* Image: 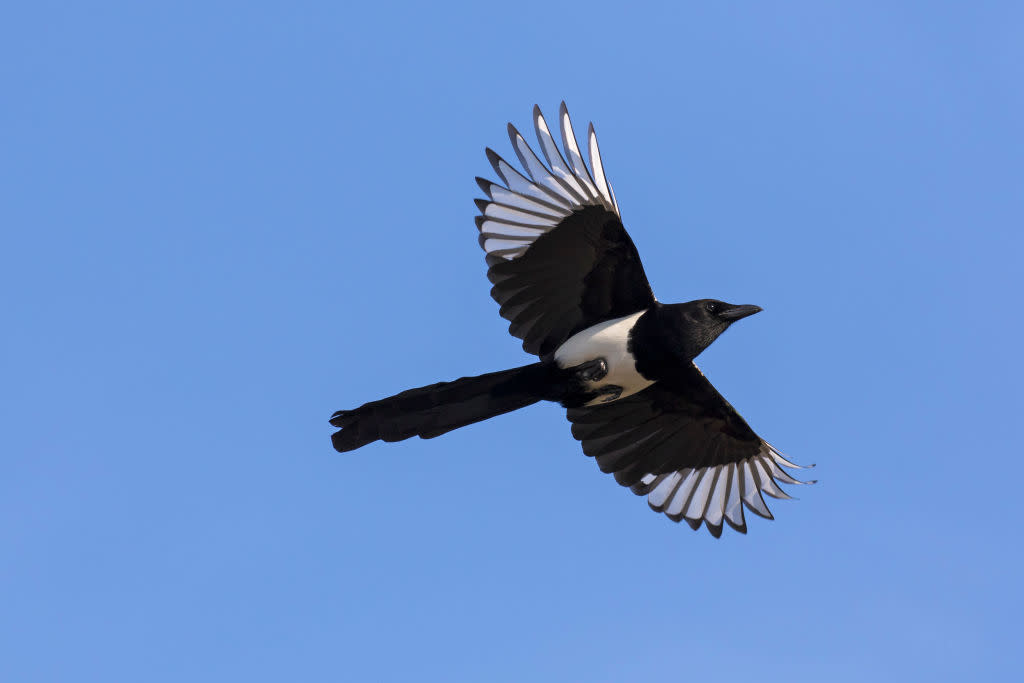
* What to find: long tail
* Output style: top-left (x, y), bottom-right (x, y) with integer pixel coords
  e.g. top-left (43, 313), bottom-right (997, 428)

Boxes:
top-left (330, 363), bottom-right (552, 452)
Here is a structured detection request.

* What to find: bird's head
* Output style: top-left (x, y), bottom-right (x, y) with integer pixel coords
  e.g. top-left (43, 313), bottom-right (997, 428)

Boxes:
top-left (662, 299), bottom-right (763, 360)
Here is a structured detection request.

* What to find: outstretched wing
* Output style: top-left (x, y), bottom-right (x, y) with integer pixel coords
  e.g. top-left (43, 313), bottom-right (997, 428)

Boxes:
top-left (476, 103), bottom-right (656, 358)
top-left (567, 362), bottom-right (814, 537)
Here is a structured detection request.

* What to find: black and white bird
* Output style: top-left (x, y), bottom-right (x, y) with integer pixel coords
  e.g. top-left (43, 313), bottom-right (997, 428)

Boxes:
top-left (330, 103), bottom-right (814, 537)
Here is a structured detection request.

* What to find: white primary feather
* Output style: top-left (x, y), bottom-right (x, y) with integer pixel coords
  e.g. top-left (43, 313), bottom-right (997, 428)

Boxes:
top-left (685, 470), bottom-right (716, 521)
top-left (666, 469), bottom-right (702, 517)
top-left (648, 471), bottom-right (683, 509)
top-left (558, 102), bottom-right (600, 200)
top-left (587, 122), bottom-right (616, 212)
top-left (723, 463), bottom-right (746, 529)
top-left (704, 469), bottom-right (728, 527)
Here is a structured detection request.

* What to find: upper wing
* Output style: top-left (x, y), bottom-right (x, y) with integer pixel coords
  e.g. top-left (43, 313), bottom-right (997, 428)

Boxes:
top-left (476, 103), bottom-right (656, 358)
top-left (567, 362), bottom-right (814, 537)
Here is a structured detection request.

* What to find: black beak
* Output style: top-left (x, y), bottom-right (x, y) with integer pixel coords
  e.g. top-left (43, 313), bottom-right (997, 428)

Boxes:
top-left (719, 304), bottom-right (763, 321)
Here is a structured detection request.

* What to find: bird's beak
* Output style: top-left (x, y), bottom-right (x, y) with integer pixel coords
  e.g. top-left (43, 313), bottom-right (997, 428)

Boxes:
top-left (719, 304), bottom-right (763, 321)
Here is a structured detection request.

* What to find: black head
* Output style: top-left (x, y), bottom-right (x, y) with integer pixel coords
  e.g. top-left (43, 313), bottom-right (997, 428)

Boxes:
top-left (660, 299), bottom-right (763, 360)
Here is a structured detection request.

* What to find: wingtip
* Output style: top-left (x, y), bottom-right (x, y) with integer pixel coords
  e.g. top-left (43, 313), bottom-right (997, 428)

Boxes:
top-left (743, 498), bottom-right (775, 520)
top-left (475, 176), bottom-right (493, 195)
top-left (724, 518), bottom-right (748, 534)
top-left (648, 500), bottom-right (664, 514)
top-left (632, 481), bottom-right (655, 496)
top-left (766, 443), bottom-right (814, 470)
top-left (484, 147), bottom-right (509, 183)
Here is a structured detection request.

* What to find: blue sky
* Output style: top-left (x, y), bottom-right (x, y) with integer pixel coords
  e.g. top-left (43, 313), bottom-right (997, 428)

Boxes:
top-left (3, 2), bottom-right (1022, 681)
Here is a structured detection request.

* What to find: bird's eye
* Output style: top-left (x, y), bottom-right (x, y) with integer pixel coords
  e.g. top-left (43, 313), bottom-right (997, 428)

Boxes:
top-left (705, 302), bottom-right (717, 314)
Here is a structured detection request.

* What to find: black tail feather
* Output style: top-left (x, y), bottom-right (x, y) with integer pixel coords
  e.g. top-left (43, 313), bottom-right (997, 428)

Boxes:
top-left (330, 363), bottom-right (550, 452)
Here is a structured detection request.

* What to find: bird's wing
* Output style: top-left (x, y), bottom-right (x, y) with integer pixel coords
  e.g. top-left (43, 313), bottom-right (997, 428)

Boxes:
top-left (476, 103), bottom-right (656, 357)
top-left (566, 362), bottom-right (814, 537)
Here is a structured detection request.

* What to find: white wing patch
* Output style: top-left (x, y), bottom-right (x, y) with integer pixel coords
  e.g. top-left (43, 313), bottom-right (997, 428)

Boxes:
top-left (476, 103), bottom-right (620, 266)
top-left (636, 445), bottom-right (816, 537)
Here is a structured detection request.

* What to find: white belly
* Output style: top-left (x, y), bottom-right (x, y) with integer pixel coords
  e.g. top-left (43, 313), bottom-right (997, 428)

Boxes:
top-left (553, 312), bottom-right (654, 406)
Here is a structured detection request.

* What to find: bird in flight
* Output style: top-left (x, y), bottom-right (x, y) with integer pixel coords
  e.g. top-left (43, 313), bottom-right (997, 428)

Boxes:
top-left (330, 103), bottom-right (814, 536)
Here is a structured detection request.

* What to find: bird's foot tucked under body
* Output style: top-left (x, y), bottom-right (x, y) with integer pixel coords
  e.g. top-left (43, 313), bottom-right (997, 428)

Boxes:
top-left (572, 358), bottom-right (608, 382)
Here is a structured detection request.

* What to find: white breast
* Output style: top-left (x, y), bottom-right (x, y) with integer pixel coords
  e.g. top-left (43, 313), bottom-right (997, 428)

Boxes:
top-left (553, 312), bottom-right (654, 405)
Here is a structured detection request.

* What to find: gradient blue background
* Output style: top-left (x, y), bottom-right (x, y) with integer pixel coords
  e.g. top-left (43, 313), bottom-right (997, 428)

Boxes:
top-left (4, 2), bottom-right (1022, 681)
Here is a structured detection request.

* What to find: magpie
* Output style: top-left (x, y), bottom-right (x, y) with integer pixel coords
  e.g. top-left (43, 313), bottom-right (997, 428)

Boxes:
top-left (330, 103), bottom-right (814, 536)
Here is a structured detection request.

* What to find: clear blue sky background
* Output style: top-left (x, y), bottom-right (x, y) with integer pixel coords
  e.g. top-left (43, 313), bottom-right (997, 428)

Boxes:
top-left (3, 2), bottom-right (1022, 681)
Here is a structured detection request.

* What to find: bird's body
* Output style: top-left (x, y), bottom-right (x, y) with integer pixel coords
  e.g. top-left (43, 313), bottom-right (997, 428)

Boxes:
top-left (552, 311), bottom-right (652, 406)
top-left (330, 103), bottom-right (813, 536)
